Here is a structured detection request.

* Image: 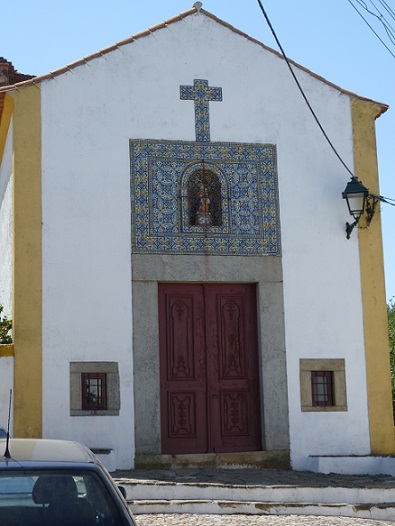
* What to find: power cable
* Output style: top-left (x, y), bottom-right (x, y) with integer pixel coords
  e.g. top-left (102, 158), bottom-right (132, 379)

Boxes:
top-left (359, 0), bottom-right (395, 33)
top-left (255, 0), bottom-right (354, 177)
top-left (350, 0), bottom-right (395, 45)
top-left (377, 0), bottom-right (395, 21)
top-left (346, 0), bottom-right (395, 58)
top-left (380, 196), bottom-right (395, 205)
top-left (369, 0), bottom-right (395, 29)
top-left (255, 0), bottom-right (395, 206)
top-left (364, 0), bottom-right (395, 45)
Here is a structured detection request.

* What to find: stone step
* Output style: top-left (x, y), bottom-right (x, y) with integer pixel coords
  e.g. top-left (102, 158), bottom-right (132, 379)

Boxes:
top-left (127, 499), bottom-right (395, 521)
top-left (119, 479), bottom-right (395, 505)
top-left (116, 479), bottom-right (395, 521)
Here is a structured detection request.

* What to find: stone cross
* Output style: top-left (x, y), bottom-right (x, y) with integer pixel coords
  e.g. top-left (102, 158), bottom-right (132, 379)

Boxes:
top-left (180, 79), bottom-right (222, 142)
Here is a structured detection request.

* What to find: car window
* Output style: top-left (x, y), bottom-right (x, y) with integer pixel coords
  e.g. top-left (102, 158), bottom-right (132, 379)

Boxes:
top-left (0, 469), bottom-right (131, 526)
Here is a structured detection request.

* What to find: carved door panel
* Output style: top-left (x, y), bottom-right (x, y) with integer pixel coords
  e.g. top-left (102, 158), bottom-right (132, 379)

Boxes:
top-left (159, 283), bottom-right (261, 454)
top-left (205, 284), bottom-right (261, 452)
top-left (158, 283), bottom-right (207, 454)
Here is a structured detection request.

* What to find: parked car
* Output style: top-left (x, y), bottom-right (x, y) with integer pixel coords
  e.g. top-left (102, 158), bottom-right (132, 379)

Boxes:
top-left (0, 438), bottom-right (136, 526)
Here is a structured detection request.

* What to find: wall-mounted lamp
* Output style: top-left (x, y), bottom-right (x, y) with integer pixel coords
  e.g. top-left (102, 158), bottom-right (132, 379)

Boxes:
top-left (342, 176), bottom-right (380, 239)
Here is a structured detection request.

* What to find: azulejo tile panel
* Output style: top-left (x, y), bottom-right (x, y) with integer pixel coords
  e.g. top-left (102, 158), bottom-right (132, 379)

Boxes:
top-left (130, 139), bottom-right (281, 256)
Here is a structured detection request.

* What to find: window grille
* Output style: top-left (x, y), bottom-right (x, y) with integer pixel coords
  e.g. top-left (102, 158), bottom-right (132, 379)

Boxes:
top-left (81, 373), bottom-right (107, 410)
top-left (311, 370), bottom-right (334, 406)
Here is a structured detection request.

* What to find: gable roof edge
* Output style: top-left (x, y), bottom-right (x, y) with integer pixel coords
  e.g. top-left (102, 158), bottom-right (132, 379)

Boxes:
top-left (200, 10), bottom-right (388, 117)
top-left (0, 6), bottom-right (388, 116)
top-left (0, 7), bottom-right (196, 92)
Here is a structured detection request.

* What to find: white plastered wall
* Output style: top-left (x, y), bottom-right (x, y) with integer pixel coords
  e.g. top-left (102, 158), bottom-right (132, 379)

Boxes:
top-left (0, 121), bottom-right (13, 316)
top-left (40, 11), bottom-right (369, 469)
top-left (0, 121), bottom-right (14, 432)
top-left (279, 103), bottom-right (370, 469)
top-left (0, 356), bottom-right (14, 433)
top-left (40, 77), bottom-right (135, 467)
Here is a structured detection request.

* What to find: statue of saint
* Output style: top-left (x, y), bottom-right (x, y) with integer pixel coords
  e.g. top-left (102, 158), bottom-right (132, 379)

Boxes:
top-left (196, 182), bottom-right (211, 226)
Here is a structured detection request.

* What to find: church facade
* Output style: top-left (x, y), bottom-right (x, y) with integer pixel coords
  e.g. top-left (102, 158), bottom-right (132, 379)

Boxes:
top-left (0, 5), bottom-right (394, 473)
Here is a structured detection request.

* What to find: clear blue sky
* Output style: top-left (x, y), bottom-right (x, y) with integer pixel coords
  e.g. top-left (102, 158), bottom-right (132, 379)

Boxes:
top-left (3, 0), bottom-right (394, 301)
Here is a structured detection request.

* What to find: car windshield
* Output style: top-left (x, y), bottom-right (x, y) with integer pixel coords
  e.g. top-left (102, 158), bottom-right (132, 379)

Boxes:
top-left (0, 469), bottom-right (128, 526)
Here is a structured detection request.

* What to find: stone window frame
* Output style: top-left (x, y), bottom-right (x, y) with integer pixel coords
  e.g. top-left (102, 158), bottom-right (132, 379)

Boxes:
top-left (70, 362), bottom-right (120, 416)
top-left (300, 359), bottom-right (347, 412)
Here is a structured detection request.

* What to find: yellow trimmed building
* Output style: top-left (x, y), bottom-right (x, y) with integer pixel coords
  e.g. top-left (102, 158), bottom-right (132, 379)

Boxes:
top-left (0, 6), bottom-right (394, 472)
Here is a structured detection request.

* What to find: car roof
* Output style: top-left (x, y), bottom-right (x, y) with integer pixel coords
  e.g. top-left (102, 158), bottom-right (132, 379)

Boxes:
top-left (0, 438), bottom-right (97, 464)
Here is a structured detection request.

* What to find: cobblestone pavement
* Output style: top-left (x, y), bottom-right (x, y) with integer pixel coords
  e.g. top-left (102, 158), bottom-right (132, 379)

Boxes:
top-left (135, 514), bottom-right (394, 526)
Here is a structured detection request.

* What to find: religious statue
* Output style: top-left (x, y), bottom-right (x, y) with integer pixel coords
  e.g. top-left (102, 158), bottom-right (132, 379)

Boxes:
top-left (196, 182), bottom-right (211, 226)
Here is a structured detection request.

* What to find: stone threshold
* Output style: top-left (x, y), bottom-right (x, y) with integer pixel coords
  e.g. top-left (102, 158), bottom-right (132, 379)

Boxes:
top-left (135, 450), bottom-right (290, 470)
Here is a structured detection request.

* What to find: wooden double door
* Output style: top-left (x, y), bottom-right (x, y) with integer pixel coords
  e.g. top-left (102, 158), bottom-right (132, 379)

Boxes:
top-left (159, 283), bottom-right (262, 454)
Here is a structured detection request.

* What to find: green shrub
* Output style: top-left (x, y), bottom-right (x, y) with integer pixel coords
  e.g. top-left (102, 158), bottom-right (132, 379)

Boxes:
top-left (0, 304), bottom-right (12, 344)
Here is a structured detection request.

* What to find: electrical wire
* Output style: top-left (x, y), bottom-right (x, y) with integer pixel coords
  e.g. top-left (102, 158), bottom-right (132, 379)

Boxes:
top-left (377, 195), bottom-right (395, 206)
top-left (368, 0), bottom-right (395, 29)
top-left (346, 0), bottom-right (395, 58)
top-left (256, 0), bottom-right (354, 177)
top-left (255, 0), bottom-right (395, 206)
top-left (357, 0), bottom-right (395, 35)
top-left (362, 0), bottom-right (395, 45)
top-left (349, 0), bottom-right (395, 46)
top-left (369, 0), bottom-right (395, 33)
top-left (377, 0), bottom-right (395, 22)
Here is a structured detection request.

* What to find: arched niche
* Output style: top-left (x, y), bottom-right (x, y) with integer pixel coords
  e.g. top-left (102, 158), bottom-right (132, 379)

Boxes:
top-left (180, 161), bottom-right (229, 233)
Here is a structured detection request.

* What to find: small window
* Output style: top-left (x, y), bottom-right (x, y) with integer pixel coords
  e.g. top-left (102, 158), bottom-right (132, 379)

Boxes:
top-left (70, 362), bottom-right (120, 416)
top-left (81, 373), bottom-right (107, 410)
top-left (300, 359), bottom-right (347, 412)
top-left (311, 371), bottom-right (334, 406)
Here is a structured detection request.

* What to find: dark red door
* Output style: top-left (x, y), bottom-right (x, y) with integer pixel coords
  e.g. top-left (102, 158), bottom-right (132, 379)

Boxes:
top-left (159, 283), bottom-right (261, 454)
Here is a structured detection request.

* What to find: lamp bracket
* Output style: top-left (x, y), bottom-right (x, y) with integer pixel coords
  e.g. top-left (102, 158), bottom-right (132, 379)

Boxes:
top-left (346, 195), bottom-right (378, 238)
top-left (346, 219), bottom-right (358, 240)
top-left (365, 194), bottom-right (380, 226)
